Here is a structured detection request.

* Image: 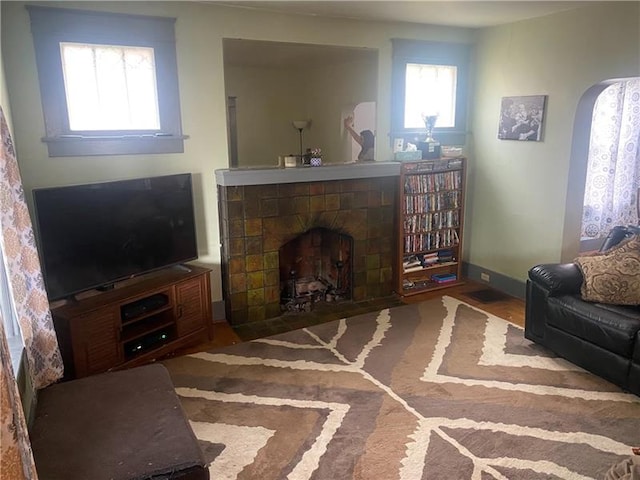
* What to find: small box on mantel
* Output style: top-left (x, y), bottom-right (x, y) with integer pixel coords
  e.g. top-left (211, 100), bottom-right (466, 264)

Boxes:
top-left (393, 150), bottom-right (422, 162)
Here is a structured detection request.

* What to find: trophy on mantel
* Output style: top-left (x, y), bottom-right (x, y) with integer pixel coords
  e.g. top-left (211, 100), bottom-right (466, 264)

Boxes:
top-left (418, 114), bottom-right (441, 160)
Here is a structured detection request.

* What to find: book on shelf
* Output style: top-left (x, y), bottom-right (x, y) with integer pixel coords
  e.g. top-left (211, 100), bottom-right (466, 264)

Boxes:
top-left (403, 259), bottom-right (422, 268)
top-left (434, 278), bottom-right (458, 285)
top-left (432, 273), bottom-right (456, 279)
top-left (404, 265), bottom-right (426, 273)
top-left (431, 273), bottom-right (457, 283)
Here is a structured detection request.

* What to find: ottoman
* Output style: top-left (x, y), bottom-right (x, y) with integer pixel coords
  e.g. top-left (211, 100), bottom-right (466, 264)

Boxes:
top-left (30, 363), bottom-right (208, 480)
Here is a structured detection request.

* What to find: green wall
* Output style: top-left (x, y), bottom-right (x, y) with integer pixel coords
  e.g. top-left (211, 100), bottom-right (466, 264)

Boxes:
top-left (3, 1), bottom-right (639, 302)
top-left (1, 1), bottom-right (473, 304)
top-left (468, 2), bottom-right (639, 284)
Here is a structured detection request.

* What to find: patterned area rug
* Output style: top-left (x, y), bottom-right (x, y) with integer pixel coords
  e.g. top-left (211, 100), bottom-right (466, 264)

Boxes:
top-left (162, 296), bottom-right (640, 479)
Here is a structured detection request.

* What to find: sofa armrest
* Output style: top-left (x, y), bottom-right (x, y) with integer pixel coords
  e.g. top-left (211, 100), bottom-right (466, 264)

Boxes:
top-left (528, 263), bottom-right (583, 296)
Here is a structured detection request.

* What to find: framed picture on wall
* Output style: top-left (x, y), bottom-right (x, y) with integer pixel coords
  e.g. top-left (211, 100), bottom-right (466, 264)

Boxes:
top-left (497, 95), bottom-right (547, 141)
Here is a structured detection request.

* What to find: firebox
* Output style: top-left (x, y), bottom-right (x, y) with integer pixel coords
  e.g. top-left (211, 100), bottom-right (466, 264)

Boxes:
top-left (279, 228), bottom-right (352, 312)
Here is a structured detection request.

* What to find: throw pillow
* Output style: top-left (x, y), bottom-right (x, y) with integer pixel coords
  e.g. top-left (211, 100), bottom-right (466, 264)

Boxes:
top-left (575, 234), bottom-right (640, 305)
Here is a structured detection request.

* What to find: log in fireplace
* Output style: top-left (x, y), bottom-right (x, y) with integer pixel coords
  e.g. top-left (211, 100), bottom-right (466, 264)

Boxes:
top-left (279, 228), bottom-right (353, 313)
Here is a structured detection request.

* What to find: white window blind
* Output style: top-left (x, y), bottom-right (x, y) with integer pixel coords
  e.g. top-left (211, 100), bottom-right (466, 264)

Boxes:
top-left (404, 63), bottom-right (457, 129)
top-left (60, 42), bottom-right (160, 131)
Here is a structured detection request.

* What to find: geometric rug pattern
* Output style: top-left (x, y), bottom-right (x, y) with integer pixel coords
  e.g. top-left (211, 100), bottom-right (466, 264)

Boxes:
top-left (162, 296), bottom-right (640, 479)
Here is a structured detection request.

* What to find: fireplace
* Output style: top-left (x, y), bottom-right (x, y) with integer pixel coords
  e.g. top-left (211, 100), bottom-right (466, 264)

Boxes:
top-left (216, 164), bottom-right (399, 326)
top-left (279, 228), bottom-right (352, 312)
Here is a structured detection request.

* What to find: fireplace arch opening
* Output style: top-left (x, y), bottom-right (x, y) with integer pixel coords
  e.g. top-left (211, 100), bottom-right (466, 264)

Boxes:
top-left (279, 227), bottom-right (353, 312)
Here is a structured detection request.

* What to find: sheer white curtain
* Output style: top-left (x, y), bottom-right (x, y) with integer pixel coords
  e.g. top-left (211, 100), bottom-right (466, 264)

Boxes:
top-left (404, 63), bottom-right (457, 129)
top-left (60, 42), bottom-right (160, 131)
top-left (581, 79), bottom-right (640, 239)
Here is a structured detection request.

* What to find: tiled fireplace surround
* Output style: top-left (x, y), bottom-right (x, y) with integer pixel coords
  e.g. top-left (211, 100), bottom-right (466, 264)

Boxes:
top-left (216, 164), bottom-right (400, 326)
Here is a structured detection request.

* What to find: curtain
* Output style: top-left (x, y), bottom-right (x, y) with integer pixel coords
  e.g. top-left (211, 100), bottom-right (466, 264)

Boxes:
top-left (1, 314), bottom-right (38, 480)
top-left (581, 79), bottom-right (640, 239)
top-left (0, 106), bottom-right (63, 388)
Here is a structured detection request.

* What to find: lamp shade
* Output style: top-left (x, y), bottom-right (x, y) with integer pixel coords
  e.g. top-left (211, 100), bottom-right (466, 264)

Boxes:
top-left (292, 120), bottom-right (310, 130)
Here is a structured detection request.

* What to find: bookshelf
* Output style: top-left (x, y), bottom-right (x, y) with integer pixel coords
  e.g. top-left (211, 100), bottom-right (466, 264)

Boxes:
top-left (397, 157), bottom-right (466, 296)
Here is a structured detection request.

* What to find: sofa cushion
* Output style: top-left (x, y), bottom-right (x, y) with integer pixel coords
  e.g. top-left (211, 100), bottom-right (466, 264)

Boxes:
top-left (575, 235), bottom-right (640, 305)
top-left (547, 294), bottom-right (640, 357)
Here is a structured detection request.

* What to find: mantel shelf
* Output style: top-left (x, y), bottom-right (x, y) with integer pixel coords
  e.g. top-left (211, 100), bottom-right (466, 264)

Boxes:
top-left (215, 161), bottom-right (400, 186)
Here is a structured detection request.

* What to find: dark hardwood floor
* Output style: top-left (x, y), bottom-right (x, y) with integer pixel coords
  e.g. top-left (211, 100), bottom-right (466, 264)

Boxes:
top-left (401, 279), bottom-right (525, 327)
top-left (172, 279), bottom-right (525, 356)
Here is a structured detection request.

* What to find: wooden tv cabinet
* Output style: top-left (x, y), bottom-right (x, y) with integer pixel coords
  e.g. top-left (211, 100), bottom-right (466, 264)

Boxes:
top-left (52, 265), bottom-right (213, 379)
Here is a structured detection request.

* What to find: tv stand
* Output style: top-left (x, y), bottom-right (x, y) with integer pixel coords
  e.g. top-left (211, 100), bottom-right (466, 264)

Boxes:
top-left (52, 265), bottom-right (212, 379)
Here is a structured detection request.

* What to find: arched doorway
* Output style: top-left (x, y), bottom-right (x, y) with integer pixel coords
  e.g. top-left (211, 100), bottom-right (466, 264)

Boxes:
top-left (580, 79), bottom-right (640, 251)
top-left (562, 77), bottom-right (640, 261)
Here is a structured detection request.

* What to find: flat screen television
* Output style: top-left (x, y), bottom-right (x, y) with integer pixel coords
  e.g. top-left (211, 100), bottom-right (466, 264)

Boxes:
top-left (33, 173), bottom-right (198, 301)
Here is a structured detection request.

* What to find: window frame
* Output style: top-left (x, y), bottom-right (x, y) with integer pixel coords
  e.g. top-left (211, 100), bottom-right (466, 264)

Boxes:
top-left (391, 39), bottom-right (471, 146)
top-left (28, 6), bottom-right (186, 157)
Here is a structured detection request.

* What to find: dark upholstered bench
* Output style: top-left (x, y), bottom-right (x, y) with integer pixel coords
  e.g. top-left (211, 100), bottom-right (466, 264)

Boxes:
top-left (30, 364), bottom-right (209, 480)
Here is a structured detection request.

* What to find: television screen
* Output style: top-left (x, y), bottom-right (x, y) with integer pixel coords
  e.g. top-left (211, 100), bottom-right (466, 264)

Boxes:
top-left (33, 173), bottom-right (198, 301)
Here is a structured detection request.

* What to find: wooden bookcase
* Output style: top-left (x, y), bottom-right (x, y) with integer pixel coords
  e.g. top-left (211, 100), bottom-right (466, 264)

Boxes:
top-left (52, 265), bottom-right (213, 379)
top-left (397, 157), bottom-right (466, 296)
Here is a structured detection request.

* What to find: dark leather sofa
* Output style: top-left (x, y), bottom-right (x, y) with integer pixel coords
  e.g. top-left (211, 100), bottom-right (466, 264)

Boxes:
top-left (525, 227), bottom-right (640, 396)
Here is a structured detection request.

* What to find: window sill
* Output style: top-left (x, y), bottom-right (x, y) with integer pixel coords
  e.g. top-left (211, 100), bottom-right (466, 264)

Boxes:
top-left (42, 134), bottom-right (189, 157)
top-left (388, 130), bottom-right (468, 148)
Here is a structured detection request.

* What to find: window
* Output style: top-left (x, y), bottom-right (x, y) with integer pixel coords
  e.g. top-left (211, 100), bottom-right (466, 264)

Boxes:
top-left (28, 6), bottom-right (186, 156)
top-left (60, 43), bottom-right (161, 131)
top-left (1, 246), bottom-right (22, 376)
top-left (391, 40), bottom-right (470, 146)
top-left (404, 64), bottom-right (457, 129)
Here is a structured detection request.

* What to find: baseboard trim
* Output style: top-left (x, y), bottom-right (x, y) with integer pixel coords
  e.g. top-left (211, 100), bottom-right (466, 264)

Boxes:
top-left (462, 262), bottom-right (526, 300)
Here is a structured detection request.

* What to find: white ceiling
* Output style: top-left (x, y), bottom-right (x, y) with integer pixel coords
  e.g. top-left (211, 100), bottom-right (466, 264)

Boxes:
top-left (213, 1), bottom-right (602, 29)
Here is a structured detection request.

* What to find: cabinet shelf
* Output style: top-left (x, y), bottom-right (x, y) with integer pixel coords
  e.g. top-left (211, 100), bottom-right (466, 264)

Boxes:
top-left (402, 279), bottom-right (466, 296)
top-left (403, 246), bottom-right (460, 256)
top-left (121, 317), bottom-right (175, 344)
top-left (396, 158), bottom-right (466, 296)
top-left (403, 189), bottom-right (461, 195)
top-left (121, 304), bottom-right (173, 328)
top-left (403, 261), bottom-right (458, 275)
top-left (404, 227), bottom-right (461, 235)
